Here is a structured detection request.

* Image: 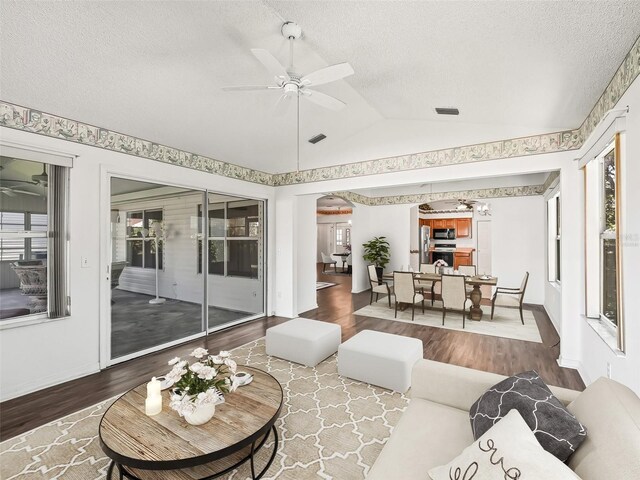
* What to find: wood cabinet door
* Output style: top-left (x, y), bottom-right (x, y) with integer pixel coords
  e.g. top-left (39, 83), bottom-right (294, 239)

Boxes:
top-left (454, 253), bottom-right (472, 269)
top-left (444, 219), bottom-right (456, 229)
top-left (432, 219), bottom-right (446, 229)
top-left (456, 218), bottom-right (471, 237)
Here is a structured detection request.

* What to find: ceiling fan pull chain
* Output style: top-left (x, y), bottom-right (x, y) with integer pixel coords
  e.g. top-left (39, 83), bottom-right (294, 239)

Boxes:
top-left (289, 36), bottom-right (294, 71)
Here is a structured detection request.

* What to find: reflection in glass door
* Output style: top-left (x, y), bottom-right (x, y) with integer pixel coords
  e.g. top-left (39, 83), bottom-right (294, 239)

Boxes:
top-left (110, 178), bottom-right (205, 361)
top-left (109, 179), bottom-right (266, 363)
top-left (203, 194), bottom-right (265, 330)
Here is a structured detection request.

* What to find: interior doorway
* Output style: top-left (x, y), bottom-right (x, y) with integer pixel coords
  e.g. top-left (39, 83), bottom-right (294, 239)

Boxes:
top-left (316, 196), bottom-right (353, 287)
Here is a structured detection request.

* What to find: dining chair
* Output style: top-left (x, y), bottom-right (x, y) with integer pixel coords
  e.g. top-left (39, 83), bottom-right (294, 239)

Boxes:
top-left (418, 263), bottom-right (438, 306)
top-left (458, 265), bottom-right (477, 296)
top-left (345, 253), bottom-right (352, 275)
top-left (393, 271), bottom-right (424, 321)
top-left (368, 264), bottom-right (393, 308)
top-left (491, 272), bottom-right (529, 325)
top-left (320, 252), bottom-right (337, 273)
top-left (441, 274), bottom-right (471, 328)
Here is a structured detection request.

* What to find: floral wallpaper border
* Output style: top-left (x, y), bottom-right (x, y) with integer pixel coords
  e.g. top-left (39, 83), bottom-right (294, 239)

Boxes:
top-left (0, 34), bottom-right (637, 187)
top-left (0, 101), bottom-right (274, 186)
top-left (332, 183), bottom-right (547, 207)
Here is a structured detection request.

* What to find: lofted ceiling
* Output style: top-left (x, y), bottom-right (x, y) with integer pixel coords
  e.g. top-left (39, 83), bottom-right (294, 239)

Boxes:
top-left (1, 1), bottom-right (639, 174)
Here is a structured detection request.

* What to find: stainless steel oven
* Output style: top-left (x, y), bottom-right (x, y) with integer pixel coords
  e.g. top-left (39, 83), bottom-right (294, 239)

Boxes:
top-left (433, 228), bottom-right (456, 240)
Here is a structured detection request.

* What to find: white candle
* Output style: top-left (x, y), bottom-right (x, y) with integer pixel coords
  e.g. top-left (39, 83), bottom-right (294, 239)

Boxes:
top-left (145, 394), bottom-right (162, 416)
top-left (147, 377), bottom-right (161, 397)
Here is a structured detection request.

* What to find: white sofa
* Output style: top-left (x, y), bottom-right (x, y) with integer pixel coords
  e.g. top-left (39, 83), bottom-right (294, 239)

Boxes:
top-left (368, 359), bottom-right (640, 480)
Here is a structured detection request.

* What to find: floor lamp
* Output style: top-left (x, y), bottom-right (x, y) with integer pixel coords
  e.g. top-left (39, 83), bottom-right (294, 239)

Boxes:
top-left (143, 224), bottom-right (166, 305)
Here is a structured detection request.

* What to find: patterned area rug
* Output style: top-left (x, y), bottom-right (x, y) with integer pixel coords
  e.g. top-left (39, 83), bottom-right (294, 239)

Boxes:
top-left (0, 339), bottom-right (407, 479)
top-left (354, 298), bottom-right (542, 343)
top-left (316, 281), bottom-right (337, 290)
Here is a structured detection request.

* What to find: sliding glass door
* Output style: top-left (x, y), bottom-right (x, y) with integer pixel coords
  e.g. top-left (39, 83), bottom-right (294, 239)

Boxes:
top-left (204, 194), bottom-right (265, 330)
top-left (108, 177), bottom-right (266, 363)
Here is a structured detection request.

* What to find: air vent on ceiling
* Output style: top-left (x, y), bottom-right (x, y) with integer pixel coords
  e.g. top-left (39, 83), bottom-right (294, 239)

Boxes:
top-left (308, 133), bottom-right (327, 144)
top-left (435, 107), bottom-right (459, 116)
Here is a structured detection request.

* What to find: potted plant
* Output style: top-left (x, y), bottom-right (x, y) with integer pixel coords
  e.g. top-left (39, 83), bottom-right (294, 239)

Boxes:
top-left (362, 236), bottom-right (390, 282)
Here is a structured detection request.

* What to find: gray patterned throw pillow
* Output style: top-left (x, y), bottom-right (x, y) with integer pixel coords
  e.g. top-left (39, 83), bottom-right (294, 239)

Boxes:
top-left (469, 371), bottom-right (587, 462)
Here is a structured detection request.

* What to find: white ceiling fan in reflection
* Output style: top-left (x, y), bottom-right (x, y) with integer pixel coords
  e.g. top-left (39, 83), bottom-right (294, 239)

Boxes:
top-left (222, 21), bottom-right (354, 115)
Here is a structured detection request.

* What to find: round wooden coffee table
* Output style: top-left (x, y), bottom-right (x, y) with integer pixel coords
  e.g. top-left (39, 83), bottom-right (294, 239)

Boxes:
top-left (99, 366), bottom-right (283, 480)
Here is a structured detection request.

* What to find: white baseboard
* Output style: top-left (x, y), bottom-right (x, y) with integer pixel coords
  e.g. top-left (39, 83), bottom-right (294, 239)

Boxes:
top-left (557, 356), bottom-right (591, 386)
top-left (1, 362), bottom-right (100, 402)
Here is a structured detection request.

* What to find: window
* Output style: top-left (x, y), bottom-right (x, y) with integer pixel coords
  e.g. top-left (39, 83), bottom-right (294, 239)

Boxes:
top-left (197, 199), bottom-right (261, 278)
top-left (600, 145), bottom-right (617, 327)
top-left (584, 132), bottom-right (624, 351)
top-left (336, 228), bottom-right (343, 246)
top-left (547, 192), bottom-right (561, 283)
top-left (126, 209), bottom-right (163, 269)
top-left (0, 155), bottom-right (69, 321)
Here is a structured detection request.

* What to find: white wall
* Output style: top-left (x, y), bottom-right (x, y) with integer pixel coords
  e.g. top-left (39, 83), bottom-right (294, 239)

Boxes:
top-left (489, 196), bottom-right (545, 304)
top-left (0, 127), bottom-right (275, 401)
top-left (297, 195), bottom-right (319, 314)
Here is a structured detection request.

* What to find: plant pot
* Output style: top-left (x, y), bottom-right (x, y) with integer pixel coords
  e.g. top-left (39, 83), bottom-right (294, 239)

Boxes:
top-left (184, 403), bottom-right (216, 426)
top-left (375, 266), bottom-right (383, 284)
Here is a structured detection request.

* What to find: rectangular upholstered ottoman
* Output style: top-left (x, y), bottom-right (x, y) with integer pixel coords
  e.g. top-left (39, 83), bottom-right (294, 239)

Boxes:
top-left (266, 318), bottom-right (342, 367)
top-left (338, 330), bottom-right (423, 392)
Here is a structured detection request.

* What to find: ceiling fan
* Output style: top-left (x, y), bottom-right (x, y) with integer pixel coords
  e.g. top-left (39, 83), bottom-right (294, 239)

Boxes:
top-left (222, 22), bottom-right (354, 115)
top-left (456, 199), bottom-right (477, 210)
top-left (0, 185), bottom-right (40, 197)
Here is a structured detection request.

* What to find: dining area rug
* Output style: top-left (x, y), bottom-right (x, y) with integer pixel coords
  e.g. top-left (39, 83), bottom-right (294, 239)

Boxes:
top-left (354, 298), bottom-right (542, 343)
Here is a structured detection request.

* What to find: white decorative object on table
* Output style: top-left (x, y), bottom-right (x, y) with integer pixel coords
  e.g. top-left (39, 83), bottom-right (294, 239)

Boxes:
top-left (165, 348), bottom-right (239, 425)
top-left (145, 377), bottom-right (162, 416)
top-left (266, 318), bottom-right (341, 367)
top-left (338, 330), bottom-right (423, 392)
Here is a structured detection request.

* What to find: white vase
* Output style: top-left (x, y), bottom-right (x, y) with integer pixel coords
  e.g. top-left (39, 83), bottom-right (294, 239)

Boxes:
top-left (183, 403), bottom-right (216, 425)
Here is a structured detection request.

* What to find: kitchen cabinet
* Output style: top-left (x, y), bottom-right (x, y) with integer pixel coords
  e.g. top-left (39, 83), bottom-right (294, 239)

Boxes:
top-left (444, 219), bottom-right (456, 229)
top-left (431, 219), bottom-right (446, 229)
top-left (454, 250), bottom-right (473, 269)
top-left (456, 218), bottom-right (472, 238)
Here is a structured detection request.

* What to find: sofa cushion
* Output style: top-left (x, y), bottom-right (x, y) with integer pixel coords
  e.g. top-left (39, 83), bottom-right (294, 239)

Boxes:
top-left (566, 377), bottom-right (640, 480)
top-left (429, 410), bottom-right (580, 480)
top-left (469, 370), bottom-right (586, 461)
top-left (367, 398), bottom-right (473, 480)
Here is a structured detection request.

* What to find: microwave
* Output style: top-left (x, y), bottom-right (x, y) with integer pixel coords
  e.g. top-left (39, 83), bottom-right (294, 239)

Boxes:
top-left (433, 228), bottom-right (456, 239)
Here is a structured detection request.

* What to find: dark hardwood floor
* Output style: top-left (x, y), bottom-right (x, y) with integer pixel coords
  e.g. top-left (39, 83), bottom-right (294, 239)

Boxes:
top-left (0, 264), bottom-right (583, 441)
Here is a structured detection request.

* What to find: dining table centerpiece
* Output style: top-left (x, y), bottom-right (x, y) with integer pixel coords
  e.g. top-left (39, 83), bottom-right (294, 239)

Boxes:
top-left (165, 348), bottom-right (239, 425)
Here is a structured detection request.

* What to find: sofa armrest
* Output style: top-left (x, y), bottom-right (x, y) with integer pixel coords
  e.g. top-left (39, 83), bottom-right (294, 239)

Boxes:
top-left (410, 360), bottom-right (580, 410)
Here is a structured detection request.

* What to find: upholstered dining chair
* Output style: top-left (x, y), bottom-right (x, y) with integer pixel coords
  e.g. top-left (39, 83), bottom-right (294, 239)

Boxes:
top-left (345, 253), bottom-right (352, 275)
top-left (368, 264), bottom-right (393, 308)
top-left (491, 271), bottom-right (529, 325)
top-left (441, 274), bottom-right (471, 328)
top-left (393, 271), bottom-right (424, 321)
top-left (418, 263), bottom-right (439, 306)
top-left (458, 265), bottom-right (477, 296)
top-left (321, 252), bottom-right (337, 273)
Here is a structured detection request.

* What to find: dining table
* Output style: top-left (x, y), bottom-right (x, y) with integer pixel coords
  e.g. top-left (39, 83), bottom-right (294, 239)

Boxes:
top-left (382, 272), bottom-right (498, 321)
top-left (333, 252), bottom-right (351, 273)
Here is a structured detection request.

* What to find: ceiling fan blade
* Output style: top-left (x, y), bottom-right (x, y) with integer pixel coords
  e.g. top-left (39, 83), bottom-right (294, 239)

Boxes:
top-left (12, 189), bottom-right (40, 196)
top-left (300, 62), bottom-right (354, 87)
top-left (302, 89), bottom-right (346, 111)
top-left (1, 189), bottom-right (16, 197)
top-left (250, 48), bottom-right (290, 79)
top-left (273, 93), bottom-right (294, 116)
top-left (222, 85), bottom-right (279, 92)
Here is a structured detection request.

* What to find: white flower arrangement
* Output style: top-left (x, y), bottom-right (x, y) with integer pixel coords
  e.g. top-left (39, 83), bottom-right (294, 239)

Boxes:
top-left (433, 259), bottom-right (449, 267)
top-left (166, 347), bottom-right (239, 418)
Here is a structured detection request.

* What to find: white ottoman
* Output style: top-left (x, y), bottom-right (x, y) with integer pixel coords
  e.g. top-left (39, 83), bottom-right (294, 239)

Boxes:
top-left (266, 318), bottom-right (342, 367)
top-left (338, 330), bottom-right (423, 392)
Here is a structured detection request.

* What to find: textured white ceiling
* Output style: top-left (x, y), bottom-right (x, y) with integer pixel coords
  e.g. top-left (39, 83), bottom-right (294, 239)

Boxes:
top-left (2, 1), bottom-right (639, 174)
